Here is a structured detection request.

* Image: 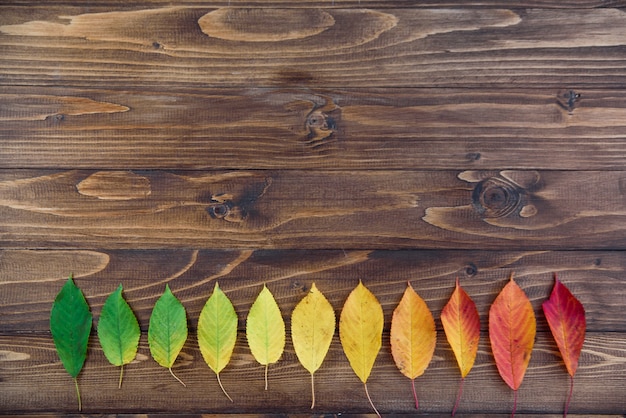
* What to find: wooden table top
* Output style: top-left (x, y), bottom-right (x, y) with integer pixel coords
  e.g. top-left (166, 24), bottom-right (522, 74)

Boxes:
top-left (1, 1), bottom-right (625, 416)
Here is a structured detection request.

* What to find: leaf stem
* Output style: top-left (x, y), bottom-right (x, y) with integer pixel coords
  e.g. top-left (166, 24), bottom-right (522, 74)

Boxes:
top-left (564, 374), bottom-right (574, 418)
top-left (411, 378), bottom-right (419, 410)
top-left (364, 382), bottom-right (381, 418)
top-left (118, 364), bottom-right (124, 389)
top-left (74, 377), bottom-right (82, 412)
top-left (216, 372), bottom-right (233, 402)
top-left (451, 377), bottom-right (465, 416)
top-left (264, 364), bottom-right (269, 391)
top-left (512, 389), bottom-right (517, 418)
top-left (169, 367), bottom-right (186, 387)
top-left (310, 373), bottom-right (316, 409)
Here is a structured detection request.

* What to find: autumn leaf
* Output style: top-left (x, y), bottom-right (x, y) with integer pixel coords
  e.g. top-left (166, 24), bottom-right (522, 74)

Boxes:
top-left (97, 284), bottom-right (140, 389)
top-left (441, 277), bottom-right (480, 416)
top-left (197, 282), bottom-right (238, 401)
top-left (148, 284), bottom-right (188, 386)
top-left (291, 282), bottom-right (335, 409)
top-left (542, 273), bottom-right (586, 417)
top-left (390, 282), bottom-right (436, 410)
top-left (339, 281), bottom-right (383, 417)
top-left (489, 273), bottom-right (536, 417)
top-left (246, 284), bottom-right (285, 390)
top-left (50, 275), bottom-right (92, 411)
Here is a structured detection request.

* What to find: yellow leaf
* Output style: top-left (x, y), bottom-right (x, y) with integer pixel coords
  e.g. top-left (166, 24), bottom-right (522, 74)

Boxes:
top-left (339, 281), bottom-right (383, 417)
top-left (390, 282), bottom-right (436, 409)
top-left (246, 284), bottom-right (285, 390)
top-left (291, 282), bottom-right (335, 409)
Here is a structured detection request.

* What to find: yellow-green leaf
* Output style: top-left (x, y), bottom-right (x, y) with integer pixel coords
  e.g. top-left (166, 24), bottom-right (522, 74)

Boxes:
top-left (339, 281), bottom-right (383, 417)
top-left (246, 284), bottom-right (285, 390)
top-left (148, 284), bottom-right (188, 386)
top-left (390, 282), bottom-right (436, 410)
top-left (291, 282), bottom-right (335, 408)
top-left (97, 284), bottom-right (140, 389)
top-left (198, 282), bottom-right (238, 401)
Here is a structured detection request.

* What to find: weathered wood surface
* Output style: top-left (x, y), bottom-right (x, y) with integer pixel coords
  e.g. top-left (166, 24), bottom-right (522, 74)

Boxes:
top-left (5, 1), bottom-right (626, 7)
top-left (3, 87), bottom-right (626, 170)
top-left (0, 250), bottom-right (625, 414)
top-left (2, 0), bottom-right (626, 415)
top-left (1, 249), bottom-right (624, 332)
top-left (3, 7), bottom-right (626, 88)
top-left (2, 169), bottom-right (626, 250)
top-left (1, 333), bottom-right (624, 414)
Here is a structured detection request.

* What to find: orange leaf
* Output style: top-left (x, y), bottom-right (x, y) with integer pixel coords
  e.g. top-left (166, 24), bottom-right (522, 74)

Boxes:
top-left (441, 278), bottom-right (480, 415)
top-left (441, 278), bottom-right (480, 378)
top-left (390, 282), bottom-right (436, 409)
top-left (542, 273), bottom-right (586, 416)
top-left (489, 273), bottom-right (536, 415)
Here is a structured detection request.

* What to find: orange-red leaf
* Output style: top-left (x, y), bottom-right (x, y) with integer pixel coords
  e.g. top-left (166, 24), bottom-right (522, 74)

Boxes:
top-left (489, 274), bottom-right (536, 391)
top-left (441, 278), bottom-right (480, 379)
top-left (542, 274), bottom-right (586, 377)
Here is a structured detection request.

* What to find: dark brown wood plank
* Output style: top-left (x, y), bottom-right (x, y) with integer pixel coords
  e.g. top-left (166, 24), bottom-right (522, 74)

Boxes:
top-left (2, 170), bottom-right (626, 250)
top-left (3, 87), bottom-right (626, 170)
top-left (3, 7), bottom-right (626, 88)
top-left (0, 332), bottom-right (623, 414)
top-left (4, 1), bottom-right (626, 8)
top-left (5, 416), bottom-right (621, 418)
top-left (0, 249), bottom-right (623, 333)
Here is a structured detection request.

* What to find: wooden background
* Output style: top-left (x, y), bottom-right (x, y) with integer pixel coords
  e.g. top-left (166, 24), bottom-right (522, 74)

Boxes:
top-left (1, 1), bottom-right (626, 416)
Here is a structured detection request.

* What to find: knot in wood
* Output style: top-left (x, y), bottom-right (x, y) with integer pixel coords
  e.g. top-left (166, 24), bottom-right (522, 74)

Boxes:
top-left (465, 262), bottom-right (478, 276)
top-left (472, 177), bottom-right (523, 218)
top-left (207, 202), bottom-right (231, 219)
top-left (306, 110), bottom-right (335, 132)
top-left (207, 201), bottom-right (248, 222)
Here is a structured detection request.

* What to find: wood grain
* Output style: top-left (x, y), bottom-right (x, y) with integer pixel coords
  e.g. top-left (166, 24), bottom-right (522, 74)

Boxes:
top-left (1, 249), bottom-right (623, 333)
top-left (2, 0), bottom-right (625, 415)
top-left (5, 0), bottom-right (626, 7)
top-left (3, 7), bottom-right (626, 88)
top-left (3, 87), bottom-right (626, 170)
top-left (2, 170), bottom-right (626, 249)
top-left (0, 332), bottom-right (624, 414)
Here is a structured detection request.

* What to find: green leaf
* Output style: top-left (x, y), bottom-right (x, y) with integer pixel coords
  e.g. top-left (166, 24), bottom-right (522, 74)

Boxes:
top-left (246, 284), bottom-right (285, 390)
top-left (50, 274), bottom-right (92, 411)
top-left (197, 282), bottom-right (238, 401)
top-left (97, 284), bottom-right (140, 388)
top-left (148, 284), bottom-right (188, 386)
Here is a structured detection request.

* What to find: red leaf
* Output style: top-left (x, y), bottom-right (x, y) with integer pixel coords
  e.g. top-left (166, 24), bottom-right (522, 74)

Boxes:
top-left (542, 273), bottom-right (586, 417)
top-left (542, 274), bottom-right (586, 377)
top-left (489, 273), bottom-right (536, 416)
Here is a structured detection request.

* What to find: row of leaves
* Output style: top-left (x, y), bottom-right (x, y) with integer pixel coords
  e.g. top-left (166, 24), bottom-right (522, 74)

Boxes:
top-left (50, 273), bottom-right (585, 417)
